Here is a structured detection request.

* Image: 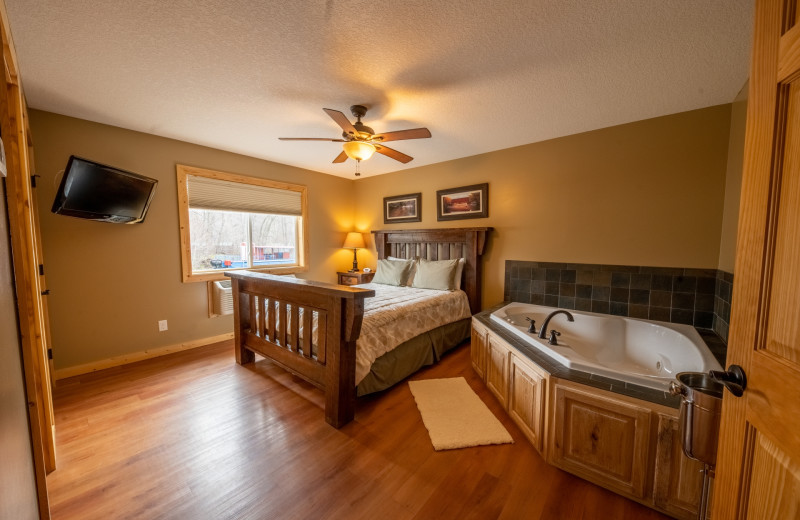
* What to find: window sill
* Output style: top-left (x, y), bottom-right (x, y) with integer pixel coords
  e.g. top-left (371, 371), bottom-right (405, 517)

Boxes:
top-left (182, 264), bottom-right (308, 283)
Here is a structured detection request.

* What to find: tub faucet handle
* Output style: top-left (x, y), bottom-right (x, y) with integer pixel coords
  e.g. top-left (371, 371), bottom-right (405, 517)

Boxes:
top-left (548, 330), bottom-right (561, 345)
top-left (525, 317), bottom-right (537, 334)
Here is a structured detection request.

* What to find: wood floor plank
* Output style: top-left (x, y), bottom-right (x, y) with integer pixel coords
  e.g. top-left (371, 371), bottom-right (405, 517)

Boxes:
top-left (46, 340), bottom-right (669, 519)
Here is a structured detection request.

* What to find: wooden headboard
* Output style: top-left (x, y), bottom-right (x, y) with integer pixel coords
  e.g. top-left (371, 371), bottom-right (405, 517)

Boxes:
top-left (371, 228), bottom-right (491, 314)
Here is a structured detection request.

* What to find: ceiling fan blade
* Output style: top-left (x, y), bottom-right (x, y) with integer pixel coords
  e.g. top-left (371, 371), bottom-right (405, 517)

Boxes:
top-left (372, 128), bottom-right (431, 143)
top-left (323, 108), bottom-right (358, 137)
top-left (374, 144), bottom-right (413, 164)
top-left (279, 137), bottom-right (346, 141)
top-left (332, 151), bottom-right (348, 163)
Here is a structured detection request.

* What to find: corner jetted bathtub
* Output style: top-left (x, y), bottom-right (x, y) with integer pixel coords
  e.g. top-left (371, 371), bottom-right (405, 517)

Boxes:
top-left (490, 302), bottom-right (722, 391)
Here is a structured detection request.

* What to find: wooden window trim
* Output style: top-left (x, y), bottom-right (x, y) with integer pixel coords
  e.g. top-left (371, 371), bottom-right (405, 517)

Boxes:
top-left (176, 164), bottom-right (309, 283)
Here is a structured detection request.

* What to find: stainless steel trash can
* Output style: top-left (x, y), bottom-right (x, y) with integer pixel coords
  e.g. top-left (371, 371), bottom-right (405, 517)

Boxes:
top-left (670, 372), bottom-right (725, 519)
top-left (670, 372), bottom-right (724, 466)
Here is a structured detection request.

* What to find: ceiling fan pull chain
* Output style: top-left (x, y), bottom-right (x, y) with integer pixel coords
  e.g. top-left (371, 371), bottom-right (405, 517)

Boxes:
top-left (355, 159), bottom-right (361, 177)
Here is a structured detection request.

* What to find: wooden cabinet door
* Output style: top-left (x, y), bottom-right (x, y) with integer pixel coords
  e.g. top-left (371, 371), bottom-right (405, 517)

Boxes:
top-left (470, 321), bottom-right (487, 378)
top-left (551, 383), bottom-right (651, 499)
top-left (508, 354), bottom-right (547, 453)
top-left (714, 1), bottom-right (800, 517)
top-left (485, 334), bottom-right (509, 407)
top-left (653, 414), bottom-right (706, 520)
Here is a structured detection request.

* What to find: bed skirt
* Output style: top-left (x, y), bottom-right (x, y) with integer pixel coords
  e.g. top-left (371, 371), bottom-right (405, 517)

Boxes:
top-left (356, 318), bottom-right (471, 396)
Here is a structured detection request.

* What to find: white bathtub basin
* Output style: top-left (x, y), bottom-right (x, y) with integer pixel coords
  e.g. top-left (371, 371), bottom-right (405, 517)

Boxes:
top-left (490, 302), bottom-right (722, 391)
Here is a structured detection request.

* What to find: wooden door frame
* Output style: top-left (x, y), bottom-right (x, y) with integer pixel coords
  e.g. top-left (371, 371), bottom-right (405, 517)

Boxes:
top-left (1, 0), bottom-right (53, 517)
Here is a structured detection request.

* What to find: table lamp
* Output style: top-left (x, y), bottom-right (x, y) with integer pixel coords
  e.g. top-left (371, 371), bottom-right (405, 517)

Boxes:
top-left (342, 232), bottom-right (366, 272)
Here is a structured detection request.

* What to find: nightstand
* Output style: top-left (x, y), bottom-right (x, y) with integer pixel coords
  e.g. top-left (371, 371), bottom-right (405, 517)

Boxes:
top-left (337, 271), bottom-right (375, 286)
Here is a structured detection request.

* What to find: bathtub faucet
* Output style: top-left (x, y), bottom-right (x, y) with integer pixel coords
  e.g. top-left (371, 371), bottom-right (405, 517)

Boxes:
top-left (538, 309), bottom-right (575, 339)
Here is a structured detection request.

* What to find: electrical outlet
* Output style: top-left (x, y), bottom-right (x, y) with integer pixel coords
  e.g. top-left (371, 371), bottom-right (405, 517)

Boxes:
top-left (158, 320), bottom-right (168, 332)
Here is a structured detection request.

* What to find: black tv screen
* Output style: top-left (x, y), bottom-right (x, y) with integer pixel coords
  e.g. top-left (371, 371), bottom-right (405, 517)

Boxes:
top-left (51, 156), bottom-right (157, 224)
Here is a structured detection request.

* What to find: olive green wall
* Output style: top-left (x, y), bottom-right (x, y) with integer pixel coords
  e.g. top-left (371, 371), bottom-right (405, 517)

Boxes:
top-left (718, 82), bottom-right (749, 273)
top-left (353, 105), bottom-right (733, 308)
top-left (30, 110), bottom-right (355, 371)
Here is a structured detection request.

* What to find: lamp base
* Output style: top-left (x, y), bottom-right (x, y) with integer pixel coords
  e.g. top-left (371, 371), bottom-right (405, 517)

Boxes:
top-left (350, 249), bottom-right (359, 272)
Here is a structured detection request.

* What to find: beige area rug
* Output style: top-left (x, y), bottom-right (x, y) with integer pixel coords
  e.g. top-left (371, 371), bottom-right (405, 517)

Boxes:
top-left (408, 377), bottom-right (514, 451)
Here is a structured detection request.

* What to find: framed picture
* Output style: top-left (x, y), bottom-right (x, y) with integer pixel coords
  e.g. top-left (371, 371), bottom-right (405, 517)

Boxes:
top-left (383, 192), bottom-right (422, 224)
top-left (436, 183), bottom-right (488, 221)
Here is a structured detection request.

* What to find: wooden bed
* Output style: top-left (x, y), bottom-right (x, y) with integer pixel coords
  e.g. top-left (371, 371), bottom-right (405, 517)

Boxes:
top-left (227, 227), bottom-right (491, 428)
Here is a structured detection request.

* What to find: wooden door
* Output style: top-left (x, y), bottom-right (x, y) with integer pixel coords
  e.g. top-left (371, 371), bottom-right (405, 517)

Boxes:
top-left (713, 0), bottom-right (800, 517)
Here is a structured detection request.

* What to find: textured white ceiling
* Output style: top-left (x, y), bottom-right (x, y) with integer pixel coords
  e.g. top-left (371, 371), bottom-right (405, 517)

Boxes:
top-left (6, 0), bottom-right (753, 179)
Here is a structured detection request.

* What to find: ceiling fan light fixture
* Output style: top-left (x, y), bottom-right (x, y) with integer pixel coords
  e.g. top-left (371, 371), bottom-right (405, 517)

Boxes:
top-left (342, 141), bottom-right (376, 161)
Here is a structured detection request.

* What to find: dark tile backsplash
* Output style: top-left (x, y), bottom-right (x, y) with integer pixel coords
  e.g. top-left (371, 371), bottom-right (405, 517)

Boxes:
top-left (713, 270), bottom-right (734, 342)
top-left (504, 261), bottom-right (734, 344)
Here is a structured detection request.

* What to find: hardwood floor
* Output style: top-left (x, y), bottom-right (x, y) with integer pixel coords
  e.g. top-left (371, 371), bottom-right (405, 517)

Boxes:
top-left (47, 341), bottom-right (669, 519)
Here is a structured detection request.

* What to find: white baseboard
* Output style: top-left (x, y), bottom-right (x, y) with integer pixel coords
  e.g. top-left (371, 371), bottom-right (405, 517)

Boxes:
top-left (53, 332), bottom-right (235, 380)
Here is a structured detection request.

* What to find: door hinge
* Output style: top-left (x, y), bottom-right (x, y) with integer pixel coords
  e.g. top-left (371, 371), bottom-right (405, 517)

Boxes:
top-left (41, 289), bottom-right (50, 296)
top-left (38, 264), bottom-right (44, 276)
top-left (47, 348), bottom-right (53, 360)
top-left (31, 174), bottom-right (40, 187)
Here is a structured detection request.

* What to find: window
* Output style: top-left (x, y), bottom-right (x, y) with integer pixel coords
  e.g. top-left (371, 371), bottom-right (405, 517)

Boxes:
top-left (176, 165), bottom-right (308, 283)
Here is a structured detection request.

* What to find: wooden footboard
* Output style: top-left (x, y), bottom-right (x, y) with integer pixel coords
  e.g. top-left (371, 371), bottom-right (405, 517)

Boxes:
top-left (228, 227), bottom-right (491, 428)
top-left (226, 271), bottom-right (375, 428)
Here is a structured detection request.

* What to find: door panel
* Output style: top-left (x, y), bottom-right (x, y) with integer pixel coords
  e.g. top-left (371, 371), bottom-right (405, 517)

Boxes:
top-left (713, 0), bottom-right (800, 517)
top-left (765, 84), bottom-right (800, 364)
top-left (551, 383), bottom-right (651, 499)
top-left (485, 335), bottom-right (509, 407)
top-left (747, 433), bottom-right (800, 518)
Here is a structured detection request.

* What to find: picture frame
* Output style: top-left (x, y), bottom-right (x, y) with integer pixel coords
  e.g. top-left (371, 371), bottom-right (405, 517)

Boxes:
top-left (436, 183), bottom-right (488, 221)
top-left (383, 192), bottom-right (422, 224)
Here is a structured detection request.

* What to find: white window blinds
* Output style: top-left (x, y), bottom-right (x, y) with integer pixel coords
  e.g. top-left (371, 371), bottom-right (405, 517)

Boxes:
top-left (186, 174), bottom-right (303, 216)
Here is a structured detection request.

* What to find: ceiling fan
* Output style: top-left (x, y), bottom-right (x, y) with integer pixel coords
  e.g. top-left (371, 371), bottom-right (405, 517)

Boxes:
top-left (279, 105), bottom-right (432, 175)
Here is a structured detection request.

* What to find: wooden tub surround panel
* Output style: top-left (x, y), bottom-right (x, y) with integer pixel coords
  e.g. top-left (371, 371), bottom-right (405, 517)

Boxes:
top-left (229, 272), bottom-right (374, 428)
top-left (472, 315), bottom-right (708, 520)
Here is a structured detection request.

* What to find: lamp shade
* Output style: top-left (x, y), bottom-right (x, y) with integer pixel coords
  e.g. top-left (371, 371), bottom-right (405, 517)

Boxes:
top-left (342, 141), bottom-right (376, 161)
top-left (342, 232), bottom-right (366, 249)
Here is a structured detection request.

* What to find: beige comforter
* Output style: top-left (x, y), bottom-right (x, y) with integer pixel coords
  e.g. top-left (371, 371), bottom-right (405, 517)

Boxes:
top-left (354, 283), bottom-right (472, 384)
top-left (259, 283), bottom-right (471, 385)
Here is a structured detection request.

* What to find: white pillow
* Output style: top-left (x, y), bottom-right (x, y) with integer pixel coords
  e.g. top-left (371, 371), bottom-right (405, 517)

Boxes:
top-left (388, 255), bottom-right (417, 285)
top-left (390, 256), bottom-right (465, 289)
top-left (372, 258), bottom-right (414, 286)
top-left (453, 258), bottom-right (466, 290)
top-left (411, 258), bottom-right (460, 291)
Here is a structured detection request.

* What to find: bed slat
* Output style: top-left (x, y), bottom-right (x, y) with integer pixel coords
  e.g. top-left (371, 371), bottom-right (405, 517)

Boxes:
top-left (316, 310), bottom-right (327, 364)
top-left (278, 301), bottom-right (287, 348)
top-left (254, 296), bottom-right (261, 337)
top-left (302, 307), bottom-right (312, 357)
top-left (291, 305), bottom-right (303, 355)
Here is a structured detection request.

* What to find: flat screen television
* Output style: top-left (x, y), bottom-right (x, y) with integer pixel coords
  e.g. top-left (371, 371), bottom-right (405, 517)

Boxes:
top-left (51, 156), bottom-right (158, 224)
